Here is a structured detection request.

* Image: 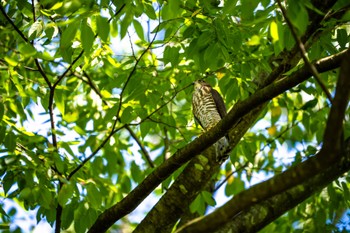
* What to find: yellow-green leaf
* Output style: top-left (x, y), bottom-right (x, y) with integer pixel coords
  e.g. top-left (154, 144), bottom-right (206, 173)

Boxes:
top-left (270, 21), bottom-right (279, 43)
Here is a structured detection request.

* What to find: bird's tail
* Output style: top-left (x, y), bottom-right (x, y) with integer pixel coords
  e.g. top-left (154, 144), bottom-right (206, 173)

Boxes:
top-left (215, 136), bottom-right (230, 163)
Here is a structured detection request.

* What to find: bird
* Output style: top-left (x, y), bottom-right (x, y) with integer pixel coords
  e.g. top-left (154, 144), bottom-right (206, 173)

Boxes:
top-left (192, 80), bottom-right (229, 163)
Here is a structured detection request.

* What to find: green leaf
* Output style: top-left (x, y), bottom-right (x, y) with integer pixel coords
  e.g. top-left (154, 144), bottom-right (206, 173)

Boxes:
top-left (189, 194), bottom-right (205, 215)
top-left (96, 16), bottom-right (110, 42)
top-left (204, 42), bottom-right (221, 70)
top-left (144, 2), bottom-right (157, 19)
top-left (301, 99), bottom-right (318, 110)
top-left (28, 21), bottom-right (43, 39)
top-left (105, 104), bottom-right (119, 122)
top-left (4, 56), bottom-right (18, 67)
top-left (120, 106), bottom-right (134, 124)
top-left (54, 89), bottom-right (65, 116)
top-left (197, 31), bottom-right (214, 50)
top-left (341, 182), bottom-right (350, 201)
top-left (58, 183), bottom-right (74, 206)
top-left (61, 21), bottom-right (79, 48)
top-left (131, 161), bottom-right (143, 183)
top-left (226, 178), bottom-right (245, 196)
top-left (18, 44), bottom-right (37, 58)
top-left (81, 20), bottom-right (95, 54)
top-left (4, 132), bottom-right (16, 152)
top-left (0, 104), bottom-right (4, 122)
top-left (133, 20), bottom-right (145, 41)
top-left (287, 1), bottom-right (309, 35)
top-left (2, 172), bottom-right (14, 195)
top-left (162, 0), bottom-right (181, 20)
top-left (53, 153), bottom-right (66, 173)
top-left (39, 187), bottom-right (53, 209)
top-left (270, 21), bottom-right (279, 43)
top-left (337, 29), bottom-right (348, 49)
top-left (247, 35), bottom-right (260, 46)
top-left (73, 125), bottom-right (85, 136)
top-left (201, 191), bottom-right (216, 207)
top-left (120, 175), bottom-right (132, 193)
top-left (120, 13), bottom-right (132, 39)
top-left (163, 46), bottom-right (180, 66)
top-left (86, 184), bottom-right (102, 209)
top-left (19, 187), bottom-right (32, 200)
top-left (140, 121), bottom-right (151, 139)
top-left (223, 0), bottom-right (238, 15)
top-left (74, 203), bottom-right (88, 233)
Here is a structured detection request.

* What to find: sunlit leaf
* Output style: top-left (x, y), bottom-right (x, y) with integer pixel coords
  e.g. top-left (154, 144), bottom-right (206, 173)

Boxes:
top-left (270, 21), bottom-right (279, 43)
top-left (247, 35), bottom-right (260, 46)
top-left (28, 21), bottom-right (43, 39)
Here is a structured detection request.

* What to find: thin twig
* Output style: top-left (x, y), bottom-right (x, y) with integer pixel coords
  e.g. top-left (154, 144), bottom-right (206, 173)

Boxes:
top-left (66, 4), bottom-right (132, 179)
top-left (115, 22), bottom-right (160, 120)
top-left (80, 70), bottom-right (155, 168)
top-left (82, 70), bottom-right (108, 105)
top-left (53, 50), bottom-right (84, 89)
top-left (276, 0), bottom-right (333, 103)
top-left (128, 83), bottom-right (193, 126)
top-left (67, 125), bottom-right (126, 180)
top-left (107, 4), bottom-right (126, 23)
top-left (31, 0), bottom-right (36, 22)
top-left (214, 162), bottom-right (249, 192)
top-left (0, 6), bottom-right (29, 43)
top-left (34, 59), bottom-right (52, 88)
top-left (125, 125), bottom-right (155, 168)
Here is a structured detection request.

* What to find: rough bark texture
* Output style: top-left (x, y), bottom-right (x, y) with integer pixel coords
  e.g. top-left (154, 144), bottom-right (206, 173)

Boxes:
top-left (215, 138), bottom-right (350, 233)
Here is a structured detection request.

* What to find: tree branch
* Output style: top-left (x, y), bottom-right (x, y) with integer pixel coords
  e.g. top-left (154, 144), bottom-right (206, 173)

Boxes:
top-left (67, 124), bottom-right (126, 180)
top-left (76, 70), bottom-right (155, 168)
top-left (215, 137), bottom-right (350, 233)
top-left (0, 5), bottom-right (29, 43)
top-left (125, 124), bottom-right (155, 168)
top-left (87, 48), bottom-right (348, 233)
top-left (115, 15), bottom-right (160, 120)
top-left (68, 23), bottom-right (160, 178)
top-left (107, 4), bottom-right (126, 23)
top-left (175, 49), bottom-right (350, 233)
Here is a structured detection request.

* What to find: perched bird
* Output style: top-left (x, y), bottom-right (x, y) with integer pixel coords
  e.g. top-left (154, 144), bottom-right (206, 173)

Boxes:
top-left (192, 80), bottom-right (229, 162)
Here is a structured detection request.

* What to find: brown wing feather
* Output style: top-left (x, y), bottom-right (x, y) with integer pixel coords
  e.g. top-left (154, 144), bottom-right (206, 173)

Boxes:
top-left (194, 114), bottom-right (204, 129)
top-left (210, 88), bottom-right (227, 119)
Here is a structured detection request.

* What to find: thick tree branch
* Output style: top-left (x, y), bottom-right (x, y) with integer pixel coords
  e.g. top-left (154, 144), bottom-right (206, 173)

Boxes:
top-left (215, 137), bottom-right (350, 233)
top-left (87, 48), bottom-right (348, 233)
top-left (175, 49), bottom-right (350, 233)
top-left (322, 49), bottom-right (350, 154)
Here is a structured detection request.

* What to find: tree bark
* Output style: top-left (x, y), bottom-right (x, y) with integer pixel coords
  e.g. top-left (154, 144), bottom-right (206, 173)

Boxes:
top-left (215, 137), bottom-right (350, 233)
